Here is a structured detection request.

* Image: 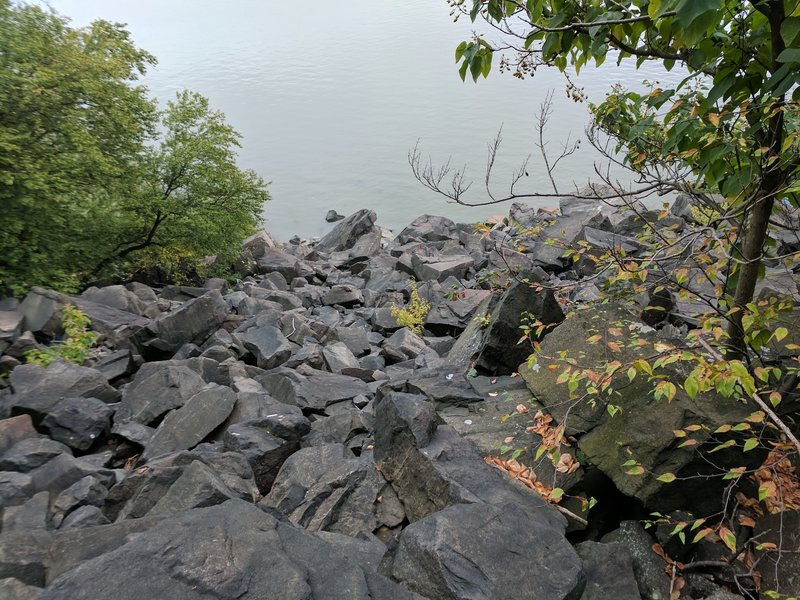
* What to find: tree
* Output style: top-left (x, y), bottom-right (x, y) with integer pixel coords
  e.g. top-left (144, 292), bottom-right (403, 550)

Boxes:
top-left (0, 2), bottom-right (268, 295)
top-left (441, 0), bottom-right (799, 357)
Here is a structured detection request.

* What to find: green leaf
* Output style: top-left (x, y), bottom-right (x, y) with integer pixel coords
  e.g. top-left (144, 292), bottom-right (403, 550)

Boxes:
top-left (774, 327), bottom-right (789, 342)
top-left (625, 466), bottom-right (646, 476)
top-left (657, 472), bottom-right (677, 483)
top-left (777, 48), bottom-right (800, 64)
top-left (684, 375), bottom-right (699, 399)
top-left (758, 484), bottom-right (772, 502)
top-left (550, 487), bottom-right (564, 501)
top-left (743, 438), bottom-right (759, 452)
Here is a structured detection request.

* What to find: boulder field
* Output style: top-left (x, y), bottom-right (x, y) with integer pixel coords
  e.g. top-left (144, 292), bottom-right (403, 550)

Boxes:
top-left (0, 201), bottom-right (796, 599)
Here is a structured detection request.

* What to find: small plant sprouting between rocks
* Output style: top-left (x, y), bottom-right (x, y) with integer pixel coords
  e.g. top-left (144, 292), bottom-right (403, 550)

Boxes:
top-left (26, 304), bottom-right (97, 367)
top-left (391, 279), bottom-right (430, 336)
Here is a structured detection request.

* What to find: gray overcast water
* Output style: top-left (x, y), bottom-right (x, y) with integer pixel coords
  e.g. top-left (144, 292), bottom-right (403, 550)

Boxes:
top-left (41, 0), bottom-right (681, 240)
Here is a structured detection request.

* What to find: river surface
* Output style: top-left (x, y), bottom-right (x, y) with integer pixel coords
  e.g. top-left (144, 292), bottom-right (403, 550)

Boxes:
top-left (41, 0), bottom-right (680, 240)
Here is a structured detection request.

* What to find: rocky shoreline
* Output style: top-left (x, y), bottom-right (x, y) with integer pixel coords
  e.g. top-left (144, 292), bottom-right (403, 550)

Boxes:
top-left (1, 200), bottom-right (797, 599)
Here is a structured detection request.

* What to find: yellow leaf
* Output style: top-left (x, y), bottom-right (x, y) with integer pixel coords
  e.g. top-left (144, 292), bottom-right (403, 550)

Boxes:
top-left (708, 113), bottom-right (721, 127)
top-left (719, 526), bottom-right (737, 553)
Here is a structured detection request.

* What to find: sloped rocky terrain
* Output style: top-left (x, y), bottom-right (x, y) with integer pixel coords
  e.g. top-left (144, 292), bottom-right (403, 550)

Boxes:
top-left (1, 202), bottom-right (797, 599)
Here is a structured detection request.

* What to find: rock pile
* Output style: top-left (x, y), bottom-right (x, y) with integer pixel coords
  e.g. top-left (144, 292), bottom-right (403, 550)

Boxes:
top-left (0, 201), bottom-right (794, 599)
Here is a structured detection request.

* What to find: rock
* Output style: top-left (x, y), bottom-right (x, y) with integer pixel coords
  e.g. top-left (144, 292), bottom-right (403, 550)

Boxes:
top-left (0, 577), bottom-right (43, 600)
top-left (252, 288), bottom-right (303, 311)
top-left (115, 364), bottom-right (206, 426)
top-left (0, 415), bottom-right (38, 455)
top-left (412, 254), bottom-right (474, 282)
top-left (239, 325), bottom-right (294, 370)
top-left (92, 348), bottom-right (135, 382)
top-left (223, 422), bottom-right (303, 494)
top-left (328, 325), bottom-right (372, 357)
top-left (9, 360), bottom-right (118, 419)
top-left (396, 214), bottom-right (458, 244)
top-left (316, 209), bottom-right (379, 253)
top-left (473, 281), bottom-right (564, 374)
top-left (59, 505), bottom-right (111, 530)
top-left (325, 209), bottom-right (345, 223)
top-left (143, 384), bottom-right (237, 460)
top-left (754, 510), bottom-right (800, 597)
top-left (382, 328), bottom-right (426, 362)
top-left (145, 460), bottom-right (243, 518)
top-left (41, 499), bottom-right (423, 600)
top-left (28, 454), bottom-right (115, 497)
top-left (2, 491), bottom-right (49, 531)
top-left (373, 392), bottom-right (564, 528)
top-left (602, 521), bottom-right (671, 600)
top-left (141, 290), bottom-right (229, 354)
top-left (293, 370), bottom-right (372, 412)
top-left (18, 287), bottom-right (64, 335)
top-left (0, 309), bottom-right (23, 351)
top-left (0, 530), bottom-right (52, 587)
top-left (50, 475), bottom-right (108, 528)
top-left (575, 541), bottom-right (642, 600)
top-left (322, 342), bottom-right (360, 373)
top-left (256, 247), bottom-right (314, 281)
top-left (40, 397), bottom-right (113, 452)
top-left (263, 444), bottom-right (404, 536)
top-left (0, 437), bottom-right (72, 473)
top-left (0, 472), bottom-right (34, 507)
top-left (79, 284), bottom-right (148, 314)
top-left (405, 373), bottom-right (485, 407)
top-left (323, 284), bottom-right (364, 307)
top-left (381, 502), bottom-right (585, 600)
top-left (304, 407), bottom-right (373, 448)
top-left (520, 303), bottom-right (756, 514)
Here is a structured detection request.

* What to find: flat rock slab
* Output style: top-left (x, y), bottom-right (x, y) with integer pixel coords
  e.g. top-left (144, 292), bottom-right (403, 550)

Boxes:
top-left (40, 499), bottom-right (424, 600)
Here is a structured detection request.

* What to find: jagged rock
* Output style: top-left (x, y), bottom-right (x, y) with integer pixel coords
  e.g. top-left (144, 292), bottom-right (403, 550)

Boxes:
top-left (115, 364), bottom-right (206, 426)
top-left (2, 491), bottom-right (49, 531)
top-left (373, 391), bottom-right (564, 528)
top-left (292, 370), bottom-right (372, 412)
top-left (0, 309), bottom-right (23, 353)
top-left (316, 209), bottom-right (379, 254)
top-left (71, 295), bottom-right (151, 346)
top-left (412, 254), bottom-right (474, 282)
top-left (328, 325), bottom-right (372, 357)
top-left (46, 515), bottom-right (163, 583)
top-left (0, 530), bottom-right (52, 587)
top-left (602, 521), bottom-right (671, 600)
top-left (256, 247), bottom-right (314, 281)
top-left (382, 328), bottom-right (426, 362)
top-left (424, 289), bottom-right (491, 337)
top-left (223, 421), bottom-right (304, 494)
top-left (41, 499), bottom-right (423, 600)
top-left (0, 438), bottom-right (72, 473)
top-left (262, 444), bottom-right (404, 536)
top-left (142, 384), bottom-right (237, 460)
top-left (396, 214), bottom-right (458, 244)
top-left (9, 360), bottom-right (118, 419)
top-left (140, 290), bottom-right (229, 354)
top-left (0, 415), bottom-right (37, 455)
top-left (40, 397), bottom-right (113, 452)
top-left (381, 502), bottom-right (585, 600)
top-left (323, 284), bottom-right (364, 307)
top-left (0, 472), bottom-right (34, 507)
top-left (50, 476), bottom-right (108, 528)
top-left (325, 209), bottom-right (345, 223)
top-left (322, 342), bottom-right (360, 373)
top-left (239, 324), bottom-right (294, 370)
top-left (405, 373), bottom-right (485, 407)
top-left (28, 454), bottom-right (115, 497)
top-left (144, 460), bottom-right (242, 518)
top-left (92, 348), bottom-right (135, 381)
top-left (251, 288), bottom-right (303, 311)
top-left (0, 577), bottom-right (43, 600)
top-left (575, 541), bottom-right (642, 600)
top-left (304, 406), bottom-right (373, 448)
top-left (59, 505), bottom-right (111, 530)
top-left (519, 303), bottom-right (756, 514)
top-left (18, 287), bottom-right (64, 335)
top-left (472, 281), bottom-right (564, 374)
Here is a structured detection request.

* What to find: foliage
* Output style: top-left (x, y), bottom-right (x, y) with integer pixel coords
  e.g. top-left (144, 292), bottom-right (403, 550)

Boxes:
top-left (391, 279), bottom-right (431, 335)
top-left (0, 3), bottom-right (269, 296)
top-left (25, 304), bottom-right (97, 367)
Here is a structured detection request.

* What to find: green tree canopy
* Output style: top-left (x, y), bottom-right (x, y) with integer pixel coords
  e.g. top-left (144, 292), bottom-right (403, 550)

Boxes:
top-left (0, 2), bottom-right (268, 295)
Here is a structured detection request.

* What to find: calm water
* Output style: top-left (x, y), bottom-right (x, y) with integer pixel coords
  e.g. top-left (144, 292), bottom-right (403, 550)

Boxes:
top-left (41, 0), bottom-right (677, 240)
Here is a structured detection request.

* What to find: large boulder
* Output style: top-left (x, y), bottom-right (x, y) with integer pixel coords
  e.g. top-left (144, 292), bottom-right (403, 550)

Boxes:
top-left (315, 209), bottom-right (379, 254)
top-left (373, 391), bottom-right (564, 530)
top-left (239, 325), bottom-right (294, 370)
top-left (114, 363), bottom-right (206, 426)
top-left (9, 360), bottom-right (118, 419)
top-left (40, 499), bottom-right (424, 600)
top-left (396, 215), bottom-right (458, 244)
top-left (519, 303), bottom-right (756, 514)
top-left (139, 290), bottom-right (229, 354)
top-left (381, 502), bottom-right (585, 600)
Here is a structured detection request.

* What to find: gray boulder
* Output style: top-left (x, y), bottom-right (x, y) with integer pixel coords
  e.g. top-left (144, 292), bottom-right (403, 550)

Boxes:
top-left (0, 438), bottom-right (72, 473)
top-left (381, 502), bottom-right (585, 600)
top-left (41, 499), bottom-right (424, 600)
top-left (143, 384), bottom-right (237, 460)
top-left (396, 214), bottom-right (458, 244)
top-left (50, 475), bottom-right (108, 528)
top-left (115, 364), bottom-right (206, 426)
top-left (239, 325), bottom-right (293, 370)
top-left (141, 290), bottom-right (229, 354)
top-left (316, 209), bottom-right (379, 254)
top-left (575, 541), bottom-right (643, 600)
top-left (41, 397), bottom-right (113, 451)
